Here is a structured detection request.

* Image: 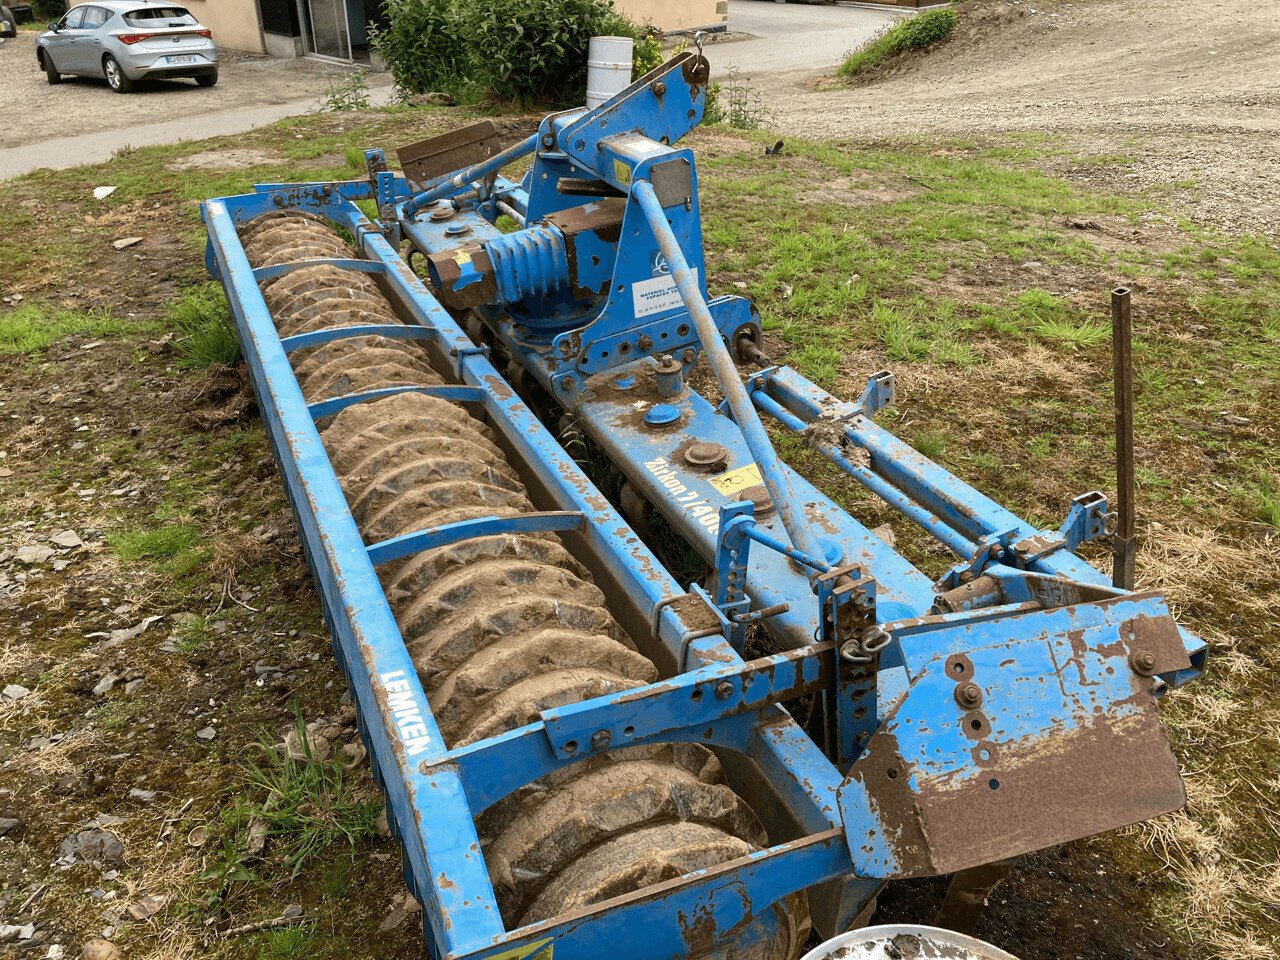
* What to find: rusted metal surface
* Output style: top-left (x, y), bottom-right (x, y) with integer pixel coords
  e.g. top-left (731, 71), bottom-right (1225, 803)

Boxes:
top-left (1111, 287), bottom-right (1137, 590)
top-left (397, 120), bottom-right (502, 187)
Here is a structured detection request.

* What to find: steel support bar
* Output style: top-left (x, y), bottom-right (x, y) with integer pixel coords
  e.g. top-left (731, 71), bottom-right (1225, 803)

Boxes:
top-left (1111, 287), bottom-right (1137, 589)
top-left (404, 133), bottom-right (539, 218)
top-left (280, 323), bottom-right (437, 354)
top-left (251, 257), bottom-right (387, 282)
top-left (366, 512), bottom-right (585, 567)
top-left (305, 384), bottom-right (486, 421)
top-left (539, 642), bottom-right (832, 757)
top-left (466, 830), bottom-right (851, 960)
top-left (758, 367), bottom-right (1110, 586)
top-left (633, 179), bottom-right (824, 561)
top-left (751, 388), bottom-right (978, 559)
top-left (741, 522), bottom-right (831, 573)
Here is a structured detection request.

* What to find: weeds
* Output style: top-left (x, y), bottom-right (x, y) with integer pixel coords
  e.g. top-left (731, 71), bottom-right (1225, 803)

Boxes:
top-left (108, 523), bottom-right (208, 577)
top-left (912, 430), bottom-right (948, 460)
top-left (237, 723), bottom-right (381, 877)
top-left (839, 7), bottom-right (956, 78)
top-left (0, 303), bottom-right (128, 356)
top-left (873, 302), bottom-right (928, 361)
top-left (320, 70), bottom-right (371, 112)
top-left (167, 282), bottom-right (240, 367)
top-left (706, 68), bottom-right (770, 130)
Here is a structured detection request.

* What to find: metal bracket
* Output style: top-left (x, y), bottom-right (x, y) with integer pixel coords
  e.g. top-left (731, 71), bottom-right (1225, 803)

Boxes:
top-left (539, 642), bottom-right (832, 760)
top-left (936, 529), bottom-right (1020, 592)
top-left (1010, 492), bottom-right (1111, 567)
top-left (714, 503), bottom-right (755, 652)
top-left (855, 370), bottom-right (895, 417)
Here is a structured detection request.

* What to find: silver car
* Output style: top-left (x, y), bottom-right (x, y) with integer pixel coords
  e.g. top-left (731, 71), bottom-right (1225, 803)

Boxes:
top-left (37, 1), bottom-right (218, 93)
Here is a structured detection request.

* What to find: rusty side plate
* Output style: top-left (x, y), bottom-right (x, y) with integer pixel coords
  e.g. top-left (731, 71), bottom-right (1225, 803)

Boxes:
top-left (837, 594), bottom-right (1190, 879)
top-left (397, 120), bottom-right (501, 186)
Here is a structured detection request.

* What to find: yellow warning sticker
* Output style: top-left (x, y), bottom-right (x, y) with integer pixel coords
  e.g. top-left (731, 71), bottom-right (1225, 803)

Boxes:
top-left (708, 463), bottom-right (763, 496)
top-left (613, 158), bottom-right (632, 186)
top-left (485, 940), bottom-right (553, 960)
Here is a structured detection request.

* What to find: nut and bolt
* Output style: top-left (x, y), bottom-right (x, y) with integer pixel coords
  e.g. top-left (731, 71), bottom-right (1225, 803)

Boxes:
top-left (954, 683), bottom-right (984, 710)
top-left (638, 335), bottom-right (653, 351)
top-left (714, 680), bottom-right (734, 700)
top-left (541, 133), bottom-right (555, 148)
top-left (652, 80), bottom-right (667, 96)
top-left (590, 729), bottom-right (612, 750)
top-left (681, 348), bottom-right (697, 364)
top-left (1130, 650), bottom-right (1157, 676)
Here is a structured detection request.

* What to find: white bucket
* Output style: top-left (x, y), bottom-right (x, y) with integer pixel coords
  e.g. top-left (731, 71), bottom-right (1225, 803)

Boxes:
top-left (586, 36), bottom-right (634, 109)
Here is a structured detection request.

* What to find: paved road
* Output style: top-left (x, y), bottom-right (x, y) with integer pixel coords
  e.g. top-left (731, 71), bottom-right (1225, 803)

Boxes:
top-left (711, 1), bottom-right (903, 77)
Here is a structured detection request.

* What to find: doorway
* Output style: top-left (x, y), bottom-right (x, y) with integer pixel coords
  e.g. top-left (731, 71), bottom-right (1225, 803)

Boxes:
top-left (298, 0), bottom-right (374, 63)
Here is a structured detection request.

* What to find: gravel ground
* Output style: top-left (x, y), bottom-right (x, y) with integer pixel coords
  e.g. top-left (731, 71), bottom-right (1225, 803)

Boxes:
top-left (760, 0), bottom-right (1280, 233)
top-left (0, 32), bottom-right (391, 151)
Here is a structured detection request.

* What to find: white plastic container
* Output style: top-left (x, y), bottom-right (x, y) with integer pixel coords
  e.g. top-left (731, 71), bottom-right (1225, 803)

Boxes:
top-left (586, 36), bottom-right (634, 109)
top-left (800, 925), bottom-right (1021, 960)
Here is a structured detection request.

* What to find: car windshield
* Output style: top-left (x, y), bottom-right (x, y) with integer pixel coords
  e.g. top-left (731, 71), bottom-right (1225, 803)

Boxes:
top-left (122, 7), bottom-right (197, 26)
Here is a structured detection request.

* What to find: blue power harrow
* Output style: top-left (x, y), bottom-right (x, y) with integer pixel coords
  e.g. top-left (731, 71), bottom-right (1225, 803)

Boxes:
top-left (202, 47), bottom-right (1205, 960)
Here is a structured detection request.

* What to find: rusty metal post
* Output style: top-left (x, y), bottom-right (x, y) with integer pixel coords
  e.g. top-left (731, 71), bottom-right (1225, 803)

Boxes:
top-left (1111, 287), bottom-right (1137, 590)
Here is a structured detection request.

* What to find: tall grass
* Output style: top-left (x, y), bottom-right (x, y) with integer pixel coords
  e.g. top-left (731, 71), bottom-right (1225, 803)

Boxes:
top-left (0, 303), bottom-right (128, 355)
top-left (839, 7), bottom-right (957, 78)
top-left (167, 282), bottom-right (240, 368)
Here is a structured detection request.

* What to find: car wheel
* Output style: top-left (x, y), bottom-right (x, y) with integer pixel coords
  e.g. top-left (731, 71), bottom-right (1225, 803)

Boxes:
top-left (103, 54), bottom-right (134, 93)
top-left (39, 48), bottom-right (63, 85)
top-left (195, 68), bottom-right (218, 88)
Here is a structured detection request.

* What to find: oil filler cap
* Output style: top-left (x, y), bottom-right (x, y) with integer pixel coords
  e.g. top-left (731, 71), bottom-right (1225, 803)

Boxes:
top-left (644, 404), bottom-right (681, 428)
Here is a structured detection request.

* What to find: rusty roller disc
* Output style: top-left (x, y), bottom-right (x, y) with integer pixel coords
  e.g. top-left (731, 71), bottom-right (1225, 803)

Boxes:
top-left (236, 211), bottom-right (807, 959)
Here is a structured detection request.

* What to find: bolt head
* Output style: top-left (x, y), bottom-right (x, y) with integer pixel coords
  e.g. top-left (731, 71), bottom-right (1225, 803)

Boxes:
top-left (714, 680), bottom-right (734, 700)
top-left (955, 682), bottom-right (983, 709)
top-left (590, 729), bottom-right (612, 750)
top-left (681, 348), bottom-right (697, 364)
top-left (1130, 650), bottom-right (1158, 675)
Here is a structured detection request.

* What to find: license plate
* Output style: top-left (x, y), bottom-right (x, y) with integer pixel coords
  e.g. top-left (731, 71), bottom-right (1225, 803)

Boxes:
top-left (166, 55), bottom-right (197, 65)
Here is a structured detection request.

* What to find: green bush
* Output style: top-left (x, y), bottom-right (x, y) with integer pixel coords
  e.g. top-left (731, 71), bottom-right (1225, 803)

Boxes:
top-left (373, 0), bottom-right (646, 106)
top-left (370, 0), bottom-right (471, 101)
top-left (32, 0), bottom-right (66, 22)
top-left (838, 7), bottom-right (956, 78)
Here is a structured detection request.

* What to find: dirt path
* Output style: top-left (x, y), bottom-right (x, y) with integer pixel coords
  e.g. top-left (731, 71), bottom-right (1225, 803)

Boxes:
top-left (763, 0), bottom-right (1280, 232)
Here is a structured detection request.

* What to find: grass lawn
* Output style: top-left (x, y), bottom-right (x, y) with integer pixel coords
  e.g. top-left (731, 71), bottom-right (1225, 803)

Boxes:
top-left (0, 103), bottom-right (1276, 960)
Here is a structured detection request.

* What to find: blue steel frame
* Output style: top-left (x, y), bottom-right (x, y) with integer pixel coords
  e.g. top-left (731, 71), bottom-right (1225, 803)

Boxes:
top-left (201, 50), bottom-right (1208, 960)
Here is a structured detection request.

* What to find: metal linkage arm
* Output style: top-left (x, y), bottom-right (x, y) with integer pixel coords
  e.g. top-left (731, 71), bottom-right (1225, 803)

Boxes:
top-left (632, 179), bottom-right (825, 562)
top-left (403, 133), bottom-right (539, 219)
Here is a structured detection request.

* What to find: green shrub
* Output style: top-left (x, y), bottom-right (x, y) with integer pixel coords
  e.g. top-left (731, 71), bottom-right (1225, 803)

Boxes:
top-left (838, 7), bottom-right (956, 78)
top-left (32, 0), bottom-right (66, 22)
top-left (370, 0), bottom-right (471, 101)
top-left (372, 0), bottom-right (646, 106)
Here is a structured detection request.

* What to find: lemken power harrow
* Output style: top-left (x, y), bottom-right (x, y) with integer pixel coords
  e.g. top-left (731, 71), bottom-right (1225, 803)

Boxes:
top-left (202, 43), bottom-right (1206, 960)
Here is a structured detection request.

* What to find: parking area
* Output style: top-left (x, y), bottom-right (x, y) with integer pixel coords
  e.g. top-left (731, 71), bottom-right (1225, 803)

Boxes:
top-left (0, 31), bottom-right (392, 178)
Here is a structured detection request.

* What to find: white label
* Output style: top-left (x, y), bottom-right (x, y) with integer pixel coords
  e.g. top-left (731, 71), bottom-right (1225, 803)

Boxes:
top-left (643, 455), bottom-right (721, 537)
top-left (632, 268), bottom-right (697, 319)
top-left (378, 670), bottom-right (434, 757)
